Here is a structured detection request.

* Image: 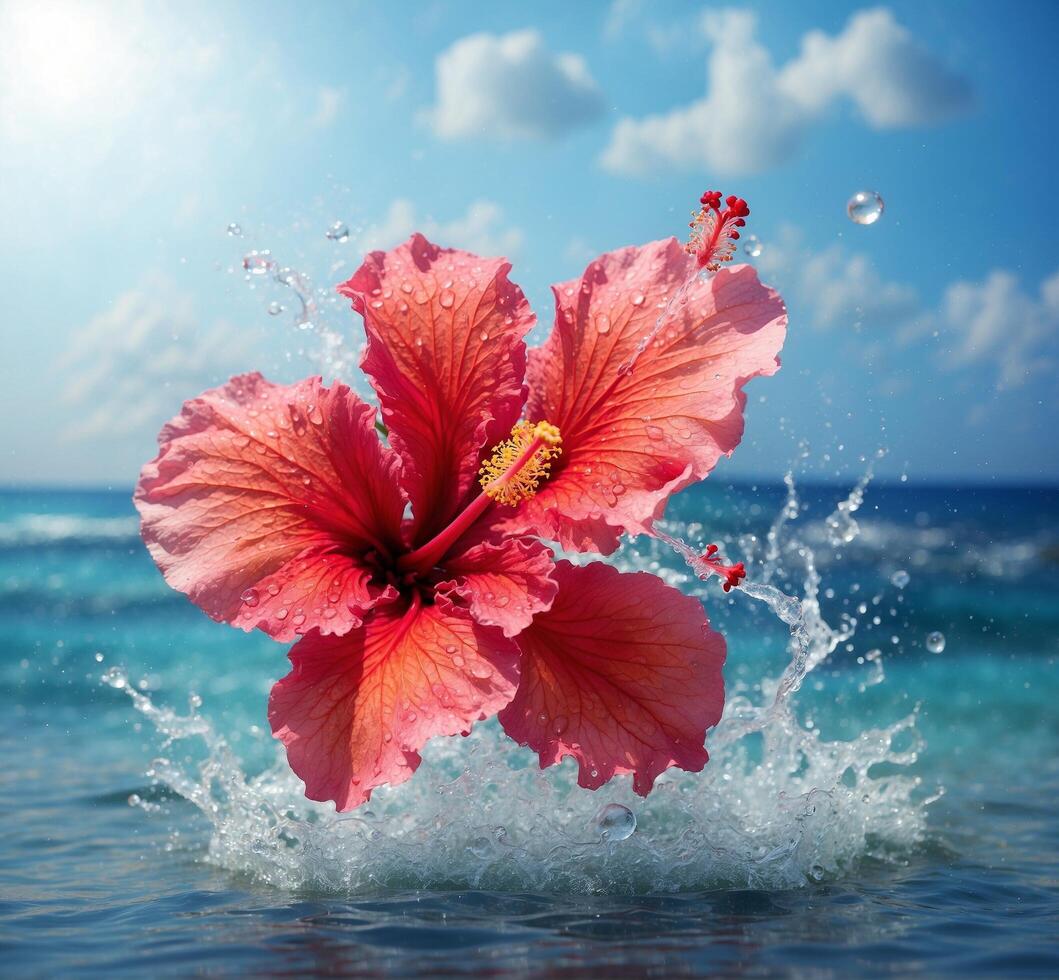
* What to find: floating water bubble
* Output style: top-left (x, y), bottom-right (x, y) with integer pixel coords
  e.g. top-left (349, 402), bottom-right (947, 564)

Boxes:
top-left (325, 221), bottom-right (350, 243)
top-left (242, 250), bottom-right (275, 276)
top-left (890, 570), bottom-right (910, 589)
top-left (267, 301), bottom-right (284, 316)
top-left (925, 631), bottom-right (946, 654)
top-left (226, 222), bottom-right (242, 237)
top-left (847, 190), bottom-right (884, 226)
top-left (593, 803), bottom-right (636, 842)
top-left (743, 234), bottom-right (763, 258)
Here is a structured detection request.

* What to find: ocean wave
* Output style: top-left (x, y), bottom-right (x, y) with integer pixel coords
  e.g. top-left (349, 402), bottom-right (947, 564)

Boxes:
top-left (0, 513), bottom-right (140, 549)
top-left (800, 516), bottom-right (1056, 580)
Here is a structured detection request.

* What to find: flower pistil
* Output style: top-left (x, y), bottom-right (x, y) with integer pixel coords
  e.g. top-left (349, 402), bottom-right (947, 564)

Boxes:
top-left (397, 420), bottom-right (561, 574)
top-left (479, 421), bottom-right (562, 506)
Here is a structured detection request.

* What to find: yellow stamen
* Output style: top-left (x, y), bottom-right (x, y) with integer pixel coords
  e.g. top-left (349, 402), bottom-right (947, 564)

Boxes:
top-left (479, 420), bottom-right (562, 506)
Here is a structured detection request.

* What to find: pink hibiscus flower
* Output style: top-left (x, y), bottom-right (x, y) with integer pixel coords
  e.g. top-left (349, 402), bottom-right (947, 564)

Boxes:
top-left (134, 193), bottom-right (787, 811)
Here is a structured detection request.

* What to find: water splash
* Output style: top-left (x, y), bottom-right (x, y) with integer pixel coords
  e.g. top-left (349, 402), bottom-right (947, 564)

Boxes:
top-left (825, 462), bottom-right (874, 546)
top-left (105, 476), bottom-right (928, 895)
top-left (239, 246), bottom-right (361, 380)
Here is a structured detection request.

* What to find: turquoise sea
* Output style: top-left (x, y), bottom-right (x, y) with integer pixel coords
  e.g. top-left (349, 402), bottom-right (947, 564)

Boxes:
top-left (2, 481), bottom-right (1057, 976)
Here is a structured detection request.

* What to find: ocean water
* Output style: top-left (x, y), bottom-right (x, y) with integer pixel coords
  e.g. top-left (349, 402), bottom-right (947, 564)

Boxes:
top-left (2, 481), bottom-right (1057, 976)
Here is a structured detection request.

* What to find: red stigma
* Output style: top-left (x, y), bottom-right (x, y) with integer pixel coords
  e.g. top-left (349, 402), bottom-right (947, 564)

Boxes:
top-left (685, 190), bottom-right (751, 272)
top-left (698, 543), bottom-right (747, 592)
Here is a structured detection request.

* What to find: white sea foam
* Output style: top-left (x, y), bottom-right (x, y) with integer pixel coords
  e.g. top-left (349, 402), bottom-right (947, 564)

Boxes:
top-left (105, 477), bottom-right (931, 894)
top-left (0, 513), bottom-right (139, 547)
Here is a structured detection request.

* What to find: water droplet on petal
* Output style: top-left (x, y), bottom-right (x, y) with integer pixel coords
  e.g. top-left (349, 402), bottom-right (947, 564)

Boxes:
top-left (743, 234), bottom-right (763, 258)
top-left (631, 293), bottom-right (645, 306)
top-left (595, 313), bottom-right (611, 334)
top-left (240, 588), bottom-right (260, 607)
top-left (926, 630), bottom-right (946, 654)
top-left (847, 190), bottom-right (884, 226)
top-left (593, 802), bottom-right (636, 842)
top-left (552, 715), bottom-right (568, 735)
top-left (439, 288), bottom-right (455, 309)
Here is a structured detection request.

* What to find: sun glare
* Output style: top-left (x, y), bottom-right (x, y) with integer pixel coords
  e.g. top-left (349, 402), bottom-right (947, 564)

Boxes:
top-left (1, 0), bottom-right (137, 123)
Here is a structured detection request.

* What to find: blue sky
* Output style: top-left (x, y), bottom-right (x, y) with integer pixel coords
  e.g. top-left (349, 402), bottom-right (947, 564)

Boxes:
top-left (2, 0), bottom-right (1057, 486)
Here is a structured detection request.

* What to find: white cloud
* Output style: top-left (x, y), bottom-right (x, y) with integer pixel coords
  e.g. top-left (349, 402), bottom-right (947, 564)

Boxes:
top-left (601, 6), bottom-right (972, 176)
top-left (426, 29), bottom-right (605, 141)
top-left (382, 64), bottom-right (411, 104)
top-left (59, 276), bottom-right (257, 441)
top-left (935, 269), bottom-right (1059, 388)
top-left (603, 0), bottom-right (697, 54)
top-left (603, 0), bottom-right (645, 41)
top-left (757, 228), bottom-right (1057, 389)
top-left (359, 199), bottom-right (524, 257)
top-left (563, 236), bottom-right (598, 266)
top-left (778, 8), bottom-right (972, 128)
top-left (758, 227), bottom-right (920, 332)
top-left (308, 85), bottom-right (344, 128)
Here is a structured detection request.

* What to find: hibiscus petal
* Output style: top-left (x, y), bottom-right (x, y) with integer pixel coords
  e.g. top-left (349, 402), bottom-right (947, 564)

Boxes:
top-left (499, 560), bottom-right (725, 796)
top-left (435, 527), bottom-right (558, 637)
top-left (135, 373), bottom-right (406, 642)
top-left (510, 239), bottom-right (786, 553)
top-left (269, 601), bottom-right (520, 810)
top-left (339, 234), bottom-right (535, 543)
